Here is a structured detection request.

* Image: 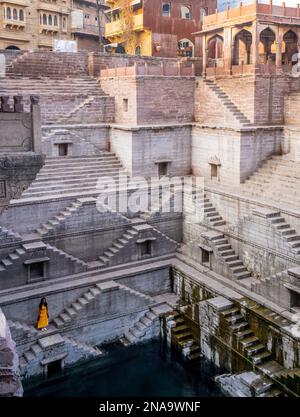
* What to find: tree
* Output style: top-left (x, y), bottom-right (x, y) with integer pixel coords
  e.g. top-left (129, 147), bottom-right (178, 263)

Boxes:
top-left (117, 0), bottom-right (136, 53)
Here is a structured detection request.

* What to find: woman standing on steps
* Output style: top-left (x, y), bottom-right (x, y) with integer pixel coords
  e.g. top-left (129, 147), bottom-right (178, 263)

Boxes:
top-left (37, 297), bottom-right (49, 331)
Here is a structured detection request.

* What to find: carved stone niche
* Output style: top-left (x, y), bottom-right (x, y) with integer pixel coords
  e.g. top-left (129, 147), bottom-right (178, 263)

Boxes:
top-left (208, 155), bottom-right (221, 181)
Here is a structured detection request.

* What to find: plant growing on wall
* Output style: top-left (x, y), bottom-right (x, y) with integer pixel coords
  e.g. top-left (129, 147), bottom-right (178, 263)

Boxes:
top-left (117, 0), bottom-right (136, 53)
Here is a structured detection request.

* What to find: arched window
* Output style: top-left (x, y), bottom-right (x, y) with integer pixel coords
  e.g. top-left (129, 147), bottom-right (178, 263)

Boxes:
top-left (54, 15), bottom-right (58, 26)
top-left (181, 6), bottom-right (191, 19)
top-left (135, 45), bottom-right (141, 56)
top-left (178, 38), bottom-right (194, 57)
top-left (13, 8), bottom-right (18, 20)
top-left (48, 15), bottom-right (52, 26)
top-left (6, 7), bottom-right (11, 19)
top-left (62, 16), bottom-right (66, 29)
top-left (43, 14), bottom-right (47, 25)
top-left (162, 3), bottom-right (170, 17)
top-left (19, 9), bottom-right (24, 21)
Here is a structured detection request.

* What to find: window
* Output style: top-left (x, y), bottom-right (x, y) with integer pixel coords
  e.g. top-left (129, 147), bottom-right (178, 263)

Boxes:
top-left (62, 16), bottom-right (66, 29)
top-left (123, 98), bottom-right (128, 112)
top-left (28, 261), bottom-right (45, 281)
top-left (162, 3), bottom-right (170, 17)
top-left (135, 45), bottom-right (141, 56)
top-left (200, 7), bottom-right (207, 22)
top-left (181, 6), bottom-right (192, 19)
top-left (13, 8), bottom-right (17, 20)
top-left (43, 14), bottom-right (47, 25)
top-left (54, 15), bottom-right (58, 26)
top-left (141, 241), bottom-right (152, 257)
top-left (19, 9), bottom-right (24, 21)
top-left (6, 7), bottom-right (11, 19)
top-left (58, 143), bottom-right (68, 156)
top-left (158, 162), bottom-right (168, 178)
top-left (211, 164), bottom-right (218, 179)
top-left (48, 15), bottom-right (52, 25)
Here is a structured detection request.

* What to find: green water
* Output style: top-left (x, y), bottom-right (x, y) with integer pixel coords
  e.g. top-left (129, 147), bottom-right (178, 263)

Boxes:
top-left (23, 340), bottom-right (225, 397)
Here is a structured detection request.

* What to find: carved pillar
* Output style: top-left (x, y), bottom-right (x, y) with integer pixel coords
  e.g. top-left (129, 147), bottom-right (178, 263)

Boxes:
top-left (252, 21), bottom-right (260, 73)
top-left (0, 96), bottom-right (11, 112)
top-left (30, 96), bottom-right (42, 154)
top-left (202, 35), bottom-right (207, 76)
top-left (224, 27), bottom-right (232, 75)
top-left (13, 96), bottom-right (23, 113)
top-left (275, 40), bottom-right (283, 74)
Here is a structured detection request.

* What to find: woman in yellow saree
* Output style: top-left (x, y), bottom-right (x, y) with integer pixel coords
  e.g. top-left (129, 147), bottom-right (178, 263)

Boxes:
top-left (37, 297), bottom-right (49, 331)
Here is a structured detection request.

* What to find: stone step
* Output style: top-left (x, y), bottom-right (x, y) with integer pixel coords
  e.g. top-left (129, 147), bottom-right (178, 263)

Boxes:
top-left (240, 336), bottom-right (260, 348)
top-left (252, 351), bottom-right (272, 365)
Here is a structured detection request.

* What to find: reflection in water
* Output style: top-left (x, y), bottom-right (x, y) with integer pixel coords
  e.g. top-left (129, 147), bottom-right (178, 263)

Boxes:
top-left (24, 339), bottom-right (225, 397)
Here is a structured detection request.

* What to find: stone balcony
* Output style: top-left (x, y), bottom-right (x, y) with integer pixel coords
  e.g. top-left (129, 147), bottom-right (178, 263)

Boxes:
top-left (105, 13), bottom-right (143, 37)
top-left (3, 18), bottom-right (26, 29)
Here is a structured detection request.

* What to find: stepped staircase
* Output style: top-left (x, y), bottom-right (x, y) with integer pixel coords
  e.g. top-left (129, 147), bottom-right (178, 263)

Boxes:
top-left (98, 223), bottom-right (178, 268)
top-left (222, 305), bottom-right (272, 365)
top-left (261, 210), bottom-right (300, 255)
top-left (0, 226), bottom-right (21, 243)
top-left (19, 335), bottom-right (102, 376)
top-left (171, 311), bottom-right (202, 360)
top-left (18, 153), bottom-right (129, 200)
top-left (184, 188), bottom-right (226, 227)
top-left (210, 232), bottom-right (252, 281)
top-left (0, 241), bottom-right (87, 273)
top-left (120, 302), bottom-right (173, 346)
top-left (5, 51), bottom-right (89, 78)
top-left (7, 319), bottom-right (38, 341)
top-left (1, 56), bottom-right (113, 125)
top-left (36, 197), bottom-right (129, 238)
top-left (203, 79), bottom-right (251, 126)
top-left (53, 281), bottom-right (154, 329)
top-left (242, 155), bottom-right (300, 210)
top-left (221, 303), bottom-right (300, 396)
top-left (98, 227), bottom-right (138, 267)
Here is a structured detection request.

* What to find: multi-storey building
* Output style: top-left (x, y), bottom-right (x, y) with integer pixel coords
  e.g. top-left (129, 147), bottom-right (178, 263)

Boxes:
top-left (0, 0), bottom-right (107, 51)
top-left (105, 0), bottom-right (216, 57)
top-left (71, 0), bottom-right (108, 51)
top-left (0, 0), bottom-right (71, 51)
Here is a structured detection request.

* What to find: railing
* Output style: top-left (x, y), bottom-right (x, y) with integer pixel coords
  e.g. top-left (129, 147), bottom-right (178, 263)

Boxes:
top-left (100, 61), bottom-right (195, 77)
top-left (105, 13), bottom-right (143, 37)
top-left (203, 1), bottom-right (300, 28)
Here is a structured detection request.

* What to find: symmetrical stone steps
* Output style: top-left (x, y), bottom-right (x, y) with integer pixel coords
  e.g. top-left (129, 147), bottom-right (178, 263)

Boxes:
top-left (242, 155), bottom-right (300, 209)
top-left (171, 311), bottom-right (202, 360)
top-left (0, 241), bottom-right (87, 273)
top-left (222, 306), bottom-right (272, 366)
top-left (210, 233), bottom-right (251, 280)
top-left (6, 51), bottom-right (89, 78)
top-left (277, 368), bottom-right (300, 395)
top-left (36, 200), bottom-right (84, 236)
top-left (19, 154), bottom-right (128, 199)
top-left (46, 244), bottom-right (88, 269)
top-left (98, 223), bottom-right (178, 268)
top-left (19, 335), bottom-right (102, 374)
top-left (120, 302), bottom-right (173, 346)
top-left (0, 226), bottom-right (22, 243)
top-left (184, 189), bottom-right (226, 227)
top-left (203, 79), bottom-right (251, 126)
top-left (7, 319), bottom-right (38, 340)
top-left (53, 281), bottom-right (153, 329)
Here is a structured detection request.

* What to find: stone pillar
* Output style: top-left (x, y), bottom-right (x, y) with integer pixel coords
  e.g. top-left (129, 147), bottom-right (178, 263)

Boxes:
top-left (0, 308), bottom-right (23, 397)
top-left (224, 27), bottom-right (232, 75)
top-left (202, 35), bottom-right (207, 76)
top-left (275, 40), bottom-right (283, 74)
top-left (252, 22), bottom-right (260, 73)
top-left (30, 96), bottom-right (42, 154)
top-left (0, 54), bottom-right (5, 78)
